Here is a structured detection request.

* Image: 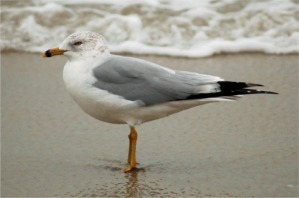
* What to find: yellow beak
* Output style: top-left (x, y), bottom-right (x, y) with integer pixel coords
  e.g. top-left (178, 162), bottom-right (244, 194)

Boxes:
top-left (42, 47), bottom-right (66, 58)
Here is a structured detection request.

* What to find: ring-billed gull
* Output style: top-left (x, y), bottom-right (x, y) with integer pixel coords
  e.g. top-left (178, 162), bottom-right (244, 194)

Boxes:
top-left (43, 31), bottom-right (277, 172)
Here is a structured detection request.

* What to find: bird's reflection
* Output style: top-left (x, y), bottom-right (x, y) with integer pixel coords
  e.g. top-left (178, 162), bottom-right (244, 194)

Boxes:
top-left (124, 168), bottom-right (145, 197)
top-left (73, 160), bottom-right (149, 197)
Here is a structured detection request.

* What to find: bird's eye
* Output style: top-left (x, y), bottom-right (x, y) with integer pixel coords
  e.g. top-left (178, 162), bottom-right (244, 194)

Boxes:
top-left (73, 41), bottom-right (82, 46)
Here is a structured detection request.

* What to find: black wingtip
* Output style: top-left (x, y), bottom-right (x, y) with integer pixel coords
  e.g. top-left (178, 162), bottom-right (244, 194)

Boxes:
top-left (261, 90), bottom-right (278, 95)
top-left (217, 81), bottom-right (264, 91)
top-left (185, 81), bottom-right (278, 100)
top-left (246, 83), bottom-right (264, 87)
top-left (231, 89), bottom-right (278, 95)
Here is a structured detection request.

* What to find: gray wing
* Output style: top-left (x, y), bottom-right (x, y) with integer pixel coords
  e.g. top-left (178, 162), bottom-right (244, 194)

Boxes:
top-left (92, 55), bottom-right (223, 106)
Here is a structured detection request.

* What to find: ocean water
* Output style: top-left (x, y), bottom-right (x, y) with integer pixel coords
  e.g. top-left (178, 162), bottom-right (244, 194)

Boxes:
top-left (1, 0), bottom-right (298, 57)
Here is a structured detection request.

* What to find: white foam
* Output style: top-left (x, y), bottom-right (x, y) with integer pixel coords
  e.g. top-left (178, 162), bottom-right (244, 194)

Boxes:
top-left (1, 0), bottom-right (298, 57)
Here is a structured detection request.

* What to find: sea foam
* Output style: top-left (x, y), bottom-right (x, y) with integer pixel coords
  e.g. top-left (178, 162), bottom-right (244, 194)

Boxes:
top-left (1, 0), bottom-right (298, 57)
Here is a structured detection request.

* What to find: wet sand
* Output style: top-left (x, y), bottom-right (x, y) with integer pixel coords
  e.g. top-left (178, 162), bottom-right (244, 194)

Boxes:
top-left (1, 52), bottom-right (298, 197)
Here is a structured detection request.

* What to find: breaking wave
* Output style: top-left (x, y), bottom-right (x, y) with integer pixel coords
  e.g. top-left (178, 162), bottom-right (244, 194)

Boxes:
top-left (1, 0), bottom-right (298, 57)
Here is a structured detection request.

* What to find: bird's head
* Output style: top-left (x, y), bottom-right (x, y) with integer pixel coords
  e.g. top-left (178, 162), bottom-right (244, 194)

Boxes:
top-left (42, 31), bottom-right (109, 61)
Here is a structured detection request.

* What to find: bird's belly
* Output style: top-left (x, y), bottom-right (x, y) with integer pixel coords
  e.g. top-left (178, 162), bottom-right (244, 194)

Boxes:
top-left (67, 85), bottom-right (225, 126)
top-left (66, 84), bottom-right (140, 124)
top-left (76, 98), bottom-right (128, 124)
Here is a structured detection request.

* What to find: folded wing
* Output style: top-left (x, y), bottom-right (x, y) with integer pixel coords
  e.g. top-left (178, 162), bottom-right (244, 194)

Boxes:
top-left (92, 55), bottom-right (277, 106)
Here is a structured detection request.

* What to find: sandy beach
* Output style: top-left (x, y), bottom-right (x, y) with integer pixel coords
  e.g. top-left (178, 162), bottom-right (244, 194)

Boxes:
top-left (1, 52), bottom-right (298, 197)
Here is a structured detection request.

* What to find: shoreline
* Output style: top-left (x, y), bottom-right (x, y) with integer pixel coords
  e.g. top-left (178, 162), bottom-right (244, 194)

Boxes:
top-left (2, 52), bottom-right (298, 197)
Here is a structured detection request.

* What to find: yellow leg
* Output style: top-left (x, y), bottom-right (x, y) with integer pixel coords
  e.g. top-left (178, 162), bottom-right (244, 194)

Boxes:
top-left (124, 126), bottom-right (138, 172)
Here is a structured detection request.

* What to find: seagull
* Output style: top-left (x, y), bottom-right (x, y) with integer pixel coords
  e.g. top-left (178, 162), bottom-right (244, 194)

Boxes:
top-left (43, 31), bottom-right (277, 172)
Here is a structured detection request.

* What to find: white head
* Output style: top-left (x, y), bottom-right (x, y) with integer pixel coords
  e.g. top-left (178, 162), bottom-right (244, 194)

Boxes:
top-left (43, 31), bottom-right (109, 61)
